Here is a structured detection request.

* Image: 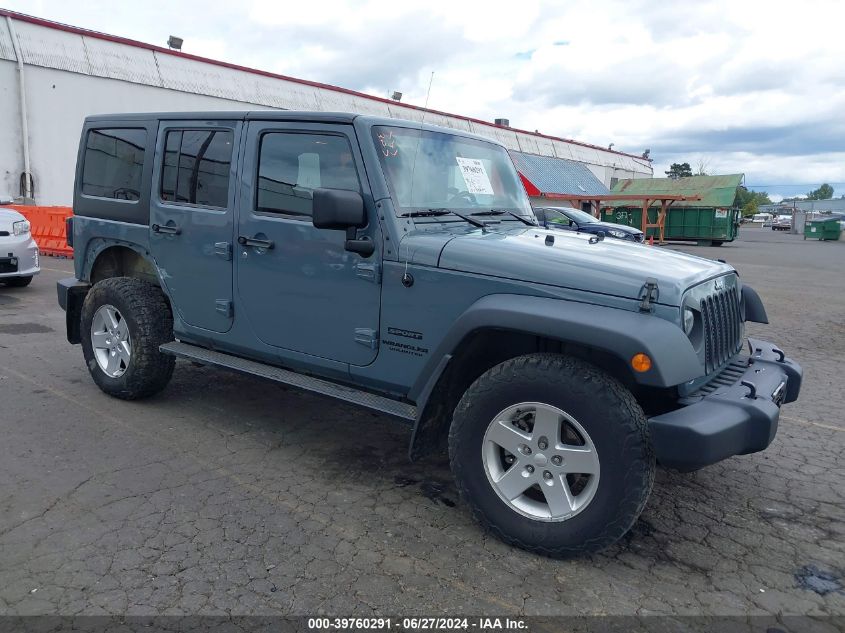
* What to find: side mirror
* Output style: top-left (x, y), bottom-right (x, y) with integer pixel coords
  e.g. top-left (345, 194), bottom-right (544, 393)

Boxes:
top-left (312, 188), bottom-right (374, 257)
top-left (312, 188), bottom-right (366, 229)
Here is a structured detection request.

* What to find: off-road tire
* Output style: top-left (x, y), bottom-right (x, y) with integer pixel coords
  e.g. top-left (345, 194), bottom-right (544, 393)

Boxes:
top-left (449, 353), bottom-right (655, 557)
top-left (3, 275), bottom-right (33, 287)
top-left (80, 277), bottom-right (175, 400)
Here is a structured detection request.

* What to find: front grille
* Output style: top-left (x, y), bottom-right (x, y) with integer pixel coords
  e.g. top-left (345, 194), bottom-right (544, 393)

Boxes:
top-left (634, 233), bottom-right (645, 242)
top-left (701, 285), bottom-right (743, 374)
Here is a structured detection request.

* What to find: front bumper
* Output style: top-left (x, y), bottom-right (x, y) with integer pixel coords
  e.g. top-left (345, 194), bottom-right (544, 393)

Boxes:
top-left (0, 234), bottom-right (40, 278)
top-left (649, 337), bottom-right (802, 472)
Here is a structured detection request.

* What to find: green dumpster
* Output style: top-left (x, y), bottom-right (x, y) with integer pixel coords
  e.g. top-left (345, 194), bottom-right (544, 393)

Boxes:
top-left (804, 218), bottom-right (841, 241)
top-left (604, 174), bottom-right (746, 245)
top-left (600, 206), bottom-right (740, 245)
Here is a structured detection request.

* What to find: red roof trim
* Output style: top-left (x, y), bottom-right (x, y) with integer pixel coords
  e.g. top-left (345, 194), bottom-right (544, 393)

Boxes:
top-left (518, 172), bottom-right (542, 197)
top-left (0, 8), bottom-right (650, 163)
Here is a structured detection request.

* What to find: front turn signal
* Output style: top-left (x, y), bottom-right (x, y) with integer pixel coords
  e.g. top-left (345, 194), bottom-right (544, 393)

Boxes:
top-left (631, 353), bottom-right (652, 373)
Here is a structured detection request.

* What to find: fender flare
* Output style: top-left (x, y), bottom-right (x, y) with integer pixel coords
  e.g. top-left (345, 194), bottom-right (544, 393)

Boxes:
top-left (741, 284), bottom-right (769, 324)
top-left (406, 294), bottom-right (703, 460)
top-left (411, 294), bottom-right (702, 401)
top-left (81, 238), bottom-right (156, 282)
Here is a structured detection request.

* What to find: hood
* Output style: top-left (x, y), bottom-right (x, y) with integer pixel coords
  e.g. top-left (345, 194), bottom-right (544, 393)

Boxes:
top-left (592, 220), bottom-right (642, 234)
top-left (549, 219), bottom-right (641, 235)
top-left (400, 225), bottom-right (734, 306)
top-left (0, 207), bottom-right (25, 231)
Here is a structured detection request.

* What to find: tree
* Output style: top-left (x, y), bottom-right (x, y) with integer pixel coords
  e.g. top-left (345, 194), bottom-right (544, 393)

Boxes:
top-left (665, 162), bottom-right (693, 179)
top-left (695, 157), bottom-right (710, 176)
top-left (734, 188), bottom-right (772, 217)
top-left (806, 183), bottom-right (834, 200)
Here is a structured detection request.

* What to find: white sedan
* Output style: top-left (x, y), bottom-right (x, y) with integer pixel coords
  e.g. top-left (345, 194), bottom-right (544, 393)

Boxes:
top-left (0, 206), bottom-right (40, 287)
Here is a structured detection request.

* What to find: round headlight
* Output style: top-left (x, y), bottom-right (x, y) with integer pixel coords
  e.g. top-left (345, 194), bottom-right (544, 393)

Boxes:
top-left (683, 307), bottom-right (695, 334)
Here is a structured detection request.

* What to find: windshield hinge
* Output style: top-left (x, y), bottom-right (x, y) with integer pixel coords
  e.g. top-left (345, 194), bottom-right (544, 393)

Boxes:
top-left (214, 241), bottom-right (232, 261)
top-left (639, 278), bottom-right (659, 313)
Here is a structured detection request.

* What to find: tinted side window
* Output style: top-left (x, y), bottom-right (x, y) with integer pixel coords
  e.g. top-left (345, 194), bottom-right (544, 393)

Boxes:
top-left (256, 133), bottom-right (360, 217)
top-left (81, 128), bottom-right (146, 201)
top-left (161, 130), bottom-right (233, 208)
top-left (549, 210), bottom-right (571, 224)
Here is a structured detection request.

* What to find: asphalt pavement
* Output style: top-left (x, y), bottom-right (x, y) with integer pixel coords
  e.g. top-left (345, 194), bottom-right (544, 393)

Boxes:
top-left (0, 229), bottom-right (843, 618)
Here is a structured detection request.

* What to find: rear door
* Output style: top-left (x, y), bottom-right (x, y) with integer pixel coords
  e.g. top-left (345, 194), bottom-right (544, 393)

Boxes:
top-left (235, 120), bottom-right (382, 366)
top-left (150, 120), bottom-right (240, 332)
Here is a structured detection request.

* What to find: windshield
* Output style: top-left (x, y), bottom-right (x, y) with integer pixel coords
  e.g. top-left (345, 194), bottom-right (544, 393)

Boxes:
top-left (373, 125), bottom-right (532, 217)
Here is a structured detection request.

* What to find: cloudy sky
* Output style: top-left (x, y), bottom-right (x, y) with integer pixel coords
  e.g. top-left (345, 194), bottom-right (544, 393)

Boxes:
top-left (9, 0), bottom-right (845, 200)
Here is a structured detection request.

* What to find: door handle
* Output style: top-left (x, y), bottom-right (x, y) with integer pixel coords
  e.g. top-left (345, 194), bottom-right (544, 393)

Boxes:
top-left (152, 223), bottom-right (181, 235)
top-left (238, 236), bottom-right (275, 249)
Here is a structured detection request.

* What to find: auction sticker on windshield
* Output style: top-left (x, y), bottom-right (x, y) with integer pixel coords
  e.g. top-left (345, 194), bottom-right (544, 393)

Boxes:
top-left (456, 157), bottom-right (494, 195)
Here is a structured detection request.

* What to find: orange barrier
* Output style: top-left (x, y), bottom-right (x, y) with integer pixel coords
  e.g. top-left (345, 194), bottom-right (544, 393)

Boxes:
top-left (8, 205), bottom-right (74, 257)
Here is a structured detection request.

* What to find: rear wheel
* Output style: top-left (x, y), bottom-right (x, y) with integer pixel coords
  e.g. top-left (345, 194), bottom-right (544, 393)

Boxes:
top-left (449, 354), bottom-right (654, 557)
top-left (80, 277), bottom-right (175, 400)
top-left (3, 275), bottom-right (33, 287)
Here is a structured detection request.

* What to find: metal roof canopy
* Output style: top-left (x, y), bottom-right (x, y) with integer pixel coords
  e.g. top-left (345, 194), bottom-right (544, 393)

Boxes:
top-left (608, 174), bottom-right (744, 208)
top-left (541, 193), bottom-right (703, 244)
top-left (511, 152), bottom-right (609, 198)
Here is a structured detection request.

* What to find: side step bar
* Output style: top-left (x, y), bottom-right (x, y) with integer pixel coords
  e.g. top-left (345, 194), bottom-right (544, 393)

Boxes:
top-left (160, 341), bottom-right (416, 421)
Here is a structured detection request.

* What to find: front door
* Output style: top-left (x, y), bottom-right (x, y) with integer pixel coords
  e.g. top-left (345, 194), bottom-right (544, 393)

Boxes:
top-left (236, 121), bottom-right (381, 366)
top-left (150, 120), bottom-right (240, 332)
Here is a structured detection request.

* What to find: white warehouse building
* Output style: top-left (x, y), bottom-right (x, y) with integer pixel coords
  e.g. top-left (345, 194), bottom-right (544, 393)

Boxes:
top-left (0, 9), bottom-right (653, 206)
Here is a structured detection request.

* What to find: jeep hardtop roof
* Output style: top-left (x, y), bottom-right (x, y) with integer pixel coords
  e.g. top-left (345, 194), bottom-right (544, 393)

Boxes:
top-left (85, 111), bottom-right (359, 123)
top-left (83, 111), bottom-right (505, 147)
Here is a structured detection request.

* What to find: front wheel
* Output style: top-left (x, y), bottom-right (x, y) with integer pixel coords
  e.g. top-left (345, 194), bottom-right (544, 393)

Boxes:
top-left (80, 277), bottom-right (175, 400)
top-left (449, 354), bottom-right (655, 557)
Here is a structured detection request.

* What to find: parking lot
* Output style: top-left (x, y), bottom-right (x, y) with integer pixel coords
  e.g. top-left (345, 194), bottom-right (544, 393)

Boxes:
top-left (1, 228), bottom-right (843, 618)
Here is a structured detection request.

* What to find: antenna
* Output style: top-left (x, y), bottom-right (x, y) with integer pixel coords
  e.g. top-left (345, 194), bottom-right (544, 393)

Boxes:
top-left (399, 71), bottom-right (434, 285)
top-left (407, 71), bottom-right (435, 210)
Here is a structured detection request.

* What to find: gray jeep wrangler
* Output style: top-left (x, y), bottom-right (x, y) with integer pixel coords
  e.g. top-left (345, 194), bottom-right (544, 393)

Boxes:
top-left (58, 112), bottom-right (802, 556)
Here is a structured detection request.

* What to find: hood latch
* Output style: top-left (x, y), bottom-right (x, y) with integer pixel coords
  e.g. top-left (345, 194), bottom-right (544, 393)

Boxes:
top-left (639, 278), bottom-right (659, 312)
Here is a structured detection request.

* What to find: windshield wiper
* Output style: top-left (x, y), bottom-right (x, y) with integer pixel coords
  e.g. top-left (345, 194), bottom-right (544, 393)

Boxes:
top-left (399, 209), bottom-right (452, 218)
top-left (471, 209), bottom-right (538, 226)
top-left (400, 208), bottom-right (487, 228)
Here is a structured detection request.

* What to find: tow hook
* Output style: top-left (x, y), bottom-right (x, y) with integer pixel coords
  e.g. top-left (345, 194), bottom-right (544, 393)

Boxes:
top-left (741, 380), bottom-right (758, 399)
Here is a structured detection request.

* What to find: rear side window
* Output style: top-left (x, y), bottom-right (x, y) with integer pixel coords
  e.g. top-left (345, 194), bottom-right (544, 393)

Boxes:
top-left (256, 132), bottom-right (360, 217)
top-left (81, 128), bottom-right (146, 201)
top-left (160, 130), bottom-right (233, 208)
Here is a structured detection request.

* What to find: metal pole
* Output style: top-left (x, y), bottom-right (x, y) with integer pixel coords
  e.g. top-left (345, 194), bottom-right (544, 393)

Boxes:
top-left (6, 16), bottom-right (33, 200)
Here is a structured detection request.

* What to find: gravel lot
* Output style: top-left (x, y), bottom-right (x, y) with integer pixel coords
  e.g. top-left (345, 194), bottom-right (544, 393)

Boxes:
top-left (0, 228), bottom-right (843, 618)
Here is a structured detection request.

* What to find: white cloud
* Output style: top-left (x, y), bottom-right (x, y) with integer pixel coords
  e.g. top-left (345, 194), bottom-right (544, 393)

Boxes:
top-left (4, 0), bottom-right (844, 193)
